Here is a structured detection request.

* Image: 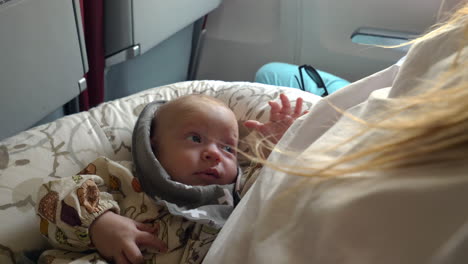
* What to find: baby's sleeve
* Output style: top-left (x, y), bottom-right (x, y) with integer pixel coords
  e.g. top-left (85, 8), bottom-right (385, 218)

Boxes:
top-left (36, 157), bottom-right (121, 251)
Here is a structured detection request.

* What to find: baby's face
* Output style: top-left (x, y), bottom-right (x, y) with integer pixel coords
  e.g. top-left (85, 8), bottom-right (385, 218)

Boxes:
top-left (156, 103), bottom-right (239, 186)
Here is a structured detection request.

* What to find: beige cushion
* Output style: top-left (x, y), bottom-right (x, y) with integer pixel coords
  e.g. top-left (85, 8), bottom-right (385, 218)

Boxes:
top-left (0, 80), bottom-right (319, 263)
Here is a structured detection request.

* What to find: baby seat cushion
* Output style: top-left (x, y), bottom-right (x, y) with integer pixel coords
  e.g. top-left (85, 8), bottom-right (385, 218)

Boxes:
top-left (0, 80), bottom-right (320, 263)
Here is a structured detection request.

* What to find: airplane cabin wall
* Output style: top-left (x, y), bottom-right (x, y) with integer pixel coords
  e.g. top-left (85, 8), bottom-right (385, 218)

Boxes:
top-left (299, 0), bottom-right (442, 82)
top-left (197, 0), bottom-right (462, 83)
top-left (104, 25), bottom-right (194, 101)
top-left (197, 0), bottom-right (300, 82)
top-left (4, 0), bottom-right (463, 140)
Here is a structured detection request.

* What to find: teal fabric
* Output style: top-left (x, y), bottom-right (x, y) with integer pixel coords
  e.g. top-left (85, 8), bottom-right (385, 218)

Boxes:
top-left (255, 62), bottom-right (350, 96)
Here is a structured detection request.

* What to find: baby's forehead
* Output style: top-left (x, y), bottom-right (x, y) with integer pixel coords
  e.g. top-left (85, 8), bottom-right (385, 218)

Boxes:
top-left (163, 96), bottom-right (223, 114)
top-left (179, 96), bottom-right (228, 111)
top-left (184, 108), bottom-right (236, 131)
top-left (157, 98), bottom-right (237, 127)
top-left (178, 110), bottom-right (239, 134)
top-left (167, 97), bottom-right (234, 118)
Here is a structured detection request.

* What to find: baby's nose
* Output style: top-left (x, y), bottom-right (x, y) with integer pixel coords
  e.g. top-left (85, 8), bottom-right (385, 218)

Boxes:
top-left (202, 146), bottom-right (221, 163)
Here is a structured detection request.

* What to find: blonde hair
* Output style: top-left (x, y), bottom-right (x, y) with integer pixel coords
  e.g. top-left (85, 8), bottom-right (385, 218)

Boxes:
top-left (247, 3), bottom-right (468, 179)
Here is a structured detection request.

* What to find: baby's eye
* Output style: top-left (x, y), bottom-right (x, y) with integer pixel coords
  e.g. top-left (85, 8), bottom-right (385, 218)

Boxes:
top-left (222, 145), bottom-right (235, 154)
top-left (187, 135), bottom-right (202, 143)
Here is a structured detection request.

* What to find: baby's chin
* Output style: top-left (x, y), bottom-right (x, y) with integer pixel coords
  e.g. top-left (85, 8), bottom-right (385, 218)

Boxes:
top-left (173, 176), bottom-right (235, 186)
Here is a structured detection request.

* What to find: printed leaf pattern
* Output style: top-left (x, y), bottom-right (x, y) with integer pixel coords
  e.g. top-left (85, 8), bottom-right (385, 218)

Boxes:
top-left (77, 179), bottom-right (100, 214)
top-left (61, 200), bottom-right (82, 227)
top-left (38, 191), bottom-right (59, 223)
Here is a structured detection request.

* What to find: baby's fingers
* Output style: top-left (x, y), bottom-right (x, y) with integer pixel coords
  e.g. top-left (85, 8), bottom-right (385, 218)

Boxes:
top-left (244, 120), bottom-right (263, 130)
top-left (137, 232), bottom-right (168, 253)
top-left (268, 101), bottom-right (281, 116)
top-left (135, 221), bottom-right (160, 235)
top-left (114, 253), bottom-right (132, 264)
top-left (293, 97), bottom-right (304, 117)
top-left (122, 242), bottom-right (144, 264)
top-left (279, 94), bottom-right (291, 114)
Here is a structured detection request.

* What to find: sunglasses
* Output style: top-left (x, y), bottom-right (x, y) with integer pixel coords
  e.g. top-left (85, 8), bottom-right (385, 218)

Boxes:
top-left (295, 64), bottom-right (329, 97)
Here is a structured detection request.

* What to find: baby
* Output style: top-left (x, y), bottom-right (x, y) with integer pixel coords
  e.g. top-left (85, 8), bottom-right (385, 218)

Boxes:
top-left (36, 93), bottom-right (306, 264)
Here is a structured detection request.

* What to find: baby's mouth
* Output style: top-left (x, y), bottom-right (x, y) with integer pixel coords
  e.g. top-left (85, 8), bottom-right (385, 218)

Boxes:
top-left (195, 168), bottom-right (220, 179)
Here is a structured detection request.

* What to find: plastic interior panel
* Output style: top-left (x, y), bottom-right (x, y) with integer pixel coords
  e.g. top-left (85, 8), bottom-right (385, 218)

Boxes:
top-left (133, 0), bottom-right (223, 55)
top-left (73, 0), bottom-right (88, 76)
top-left (104, 0), bottom-right (133, 57)
top-left (0, 0), bottom-right (87, 140)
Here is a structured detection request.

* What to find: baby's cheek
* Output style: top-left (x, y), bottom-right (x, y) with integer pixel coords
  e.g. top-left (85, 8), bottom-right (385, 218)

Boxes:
top-left (228, 162), bottom-right (239, 183)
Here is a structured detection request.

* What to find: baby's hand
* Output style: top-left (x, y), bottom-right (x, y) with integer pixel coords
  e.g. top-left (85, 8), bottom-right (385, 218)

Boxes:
top-left (244, 93), bottom-right (308, 144)
top-left (90, 211), bottom-right (167, 264)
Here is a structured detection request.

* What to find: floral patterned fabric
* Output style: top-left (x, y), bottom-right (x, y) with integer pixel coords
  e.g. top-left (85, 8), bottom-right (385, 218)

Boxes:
top-left (37, 156), bottom-right (220, 264)
top-left (0, 80), bottom-right (320, 263)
